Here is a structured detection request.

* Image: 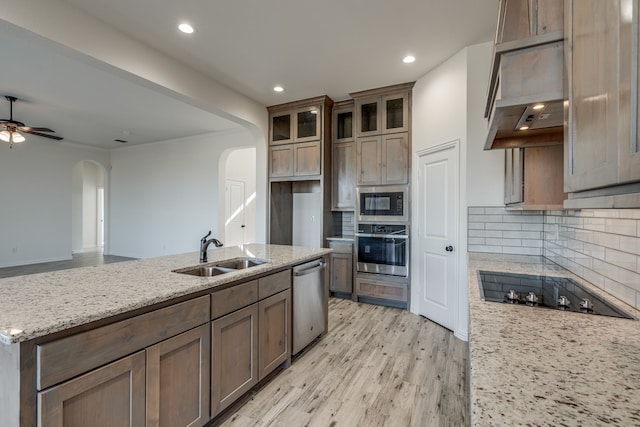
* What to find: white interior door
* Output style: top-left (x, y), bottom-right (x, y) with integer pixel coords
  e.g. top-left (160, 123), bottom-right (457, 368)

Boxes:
top-left (225, 179), bottom-right (245, 247)
top-left (416, 142), bottom-right (459, 331)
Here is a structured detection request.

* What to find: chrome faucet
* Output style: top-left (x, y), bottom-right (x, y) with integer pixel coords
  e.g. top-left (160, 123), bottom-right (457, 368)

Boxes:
top-left (200, 230), bottom-right (223, 263)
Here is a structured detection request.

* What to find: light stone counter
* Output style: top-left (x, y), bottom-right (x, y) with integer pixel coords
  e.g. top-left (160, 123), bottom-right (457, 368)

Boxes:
top-left (468, 253), bottom-right (640, 426)
top-left (0, 244), bottom-right (330, 345)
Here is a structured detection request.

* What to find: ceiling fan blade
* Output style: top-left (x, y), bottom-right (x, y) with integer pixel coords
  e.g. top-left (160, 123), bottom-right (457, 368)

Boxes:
top-left (19, 126), bottom-right (56, 133)
top-left (22, 129), bottom-right (63, 141)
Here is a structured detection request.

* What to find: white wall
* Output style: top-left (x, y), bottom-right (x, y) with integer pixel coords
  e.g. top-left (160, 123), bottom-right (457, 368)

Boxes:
top-left (466, 42), bottom-right (504, 206)
top-left (109, 129), bottom-right (256, 259)
top-left (0, 141), bottom-right (109, 267)
top-left (410, 41), bottom-right (498, 341)
top-left (222, 148), bottom-right (257, 245)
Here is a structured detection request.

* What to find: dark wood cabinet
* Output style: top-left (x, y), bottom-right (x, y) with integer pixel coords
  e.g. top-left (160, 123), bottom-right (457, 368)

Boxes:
top-left (258, 289), bottom-right (290, 380)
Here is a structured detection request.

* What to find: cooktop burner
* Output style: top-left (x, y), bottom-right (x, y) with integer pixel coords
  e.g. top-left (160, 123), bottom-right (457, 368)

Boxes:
top-left (478, 271), bottom-right (635, 319)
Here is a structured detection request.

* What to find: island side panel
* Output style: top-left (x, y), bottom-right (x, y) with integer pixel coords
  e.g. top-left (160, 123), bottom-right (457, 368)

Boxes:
top-left (0, 343), bottom-right (20, 427)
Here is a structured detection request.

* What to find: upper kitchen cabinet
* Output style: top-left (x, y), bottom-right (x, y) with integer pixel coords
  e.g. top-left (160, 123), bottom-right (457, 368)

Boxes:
top-left (504, 145), bottom-right (566, 210)
top-left (332, 100), bottom-right (357, 210)
top-left (352, 83), bottom-right (413, 137)
top-left (351, 83), bottom-right (414, 186)
top-left (484, 0), bottom-right (564, 150)
top-left (268, 96), bottom-right (333, 180)
top-left (563, 0), bottom-right (640, 208)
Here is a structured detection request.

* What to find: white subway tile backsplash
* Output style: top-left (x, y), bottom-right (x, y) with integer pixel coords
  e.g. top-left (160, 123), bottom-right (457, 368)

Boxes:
top-left (470, 207), bottom-right (640, 306)
top-left (605, 218), bottom-right (637, 236)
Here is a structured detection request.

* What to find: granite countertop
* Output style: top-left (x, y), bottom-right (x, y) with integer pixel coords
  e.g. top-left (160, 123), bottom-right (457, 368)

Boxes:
top-left (468, 253), bottom-right (640, 426)
top-left (0, 244), bottom-right (330, 345)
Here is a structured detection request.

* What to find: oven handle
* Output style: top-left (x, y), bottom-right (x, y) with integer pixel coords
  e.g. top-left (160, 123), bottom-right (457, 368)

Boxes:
top-left (355, 233), bottom-right (409, 239)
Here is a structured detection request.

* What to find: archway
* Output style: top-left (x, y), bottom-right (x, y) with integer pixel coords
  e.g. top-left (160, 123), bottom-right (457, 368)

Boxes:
top-left (72, 160), bottom-right (108, 253)
top-left (220, 147), bottom-right (257, 246)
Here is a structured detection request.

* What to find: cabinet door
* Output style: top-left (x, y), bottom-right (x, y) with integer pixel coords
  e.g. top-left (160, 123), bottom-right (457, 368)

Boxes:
top-left (334, 106), bottom-right (354, 143)
top-left (146, 324), bottom-right (210, 427)
top-left (211, 304), bottom-right (258, 416)
top-left (293, 140), bottom-right (321, 176)
top-left (619, 0), bottom-right (640, 184)
top-left (382, 133), bottom-right (409, 184)
top-left (382, 93), bottom-right (409, 134)
top-left (505, 148), bottom-right (523, 204)
top-left (565, 0), bottom-right (620, 192)
top-left (355, 97), bottom-right (381, 137)
top-left (38, 351), bottom-right (146, 427)
top-left (269, 145), bottom-right (294, 178)
top-left (332, 142), bottom-right (356, 210)
top-left (330, 252), bottom-right (353, 294)
top-left (294, 106), bottom-right (322, 142)
top-left (270, 111), bottom-right (293, 145)
top-left (357, 136), bottom-right (381, 185)
top-left (258, 289), bottom-right (290, 381)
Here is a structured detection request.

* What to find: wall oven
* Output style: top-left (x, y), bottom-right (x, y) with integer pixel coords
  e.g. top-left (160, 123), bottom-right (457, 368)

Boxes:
top-left (357, 186), bottom-right (408, 223)
top-left (356, 224), bottom-right (408, 277)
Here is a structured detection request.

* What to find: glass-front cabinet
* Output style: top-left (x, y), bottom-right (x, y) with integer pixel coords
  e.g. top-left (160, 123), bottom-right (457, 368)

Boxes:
top-left (333, 101), bottom-right (354, 143)
top-left (354, 89), bottom-right (410, 137)
top-left (269, 105), bottom-right (322, 145)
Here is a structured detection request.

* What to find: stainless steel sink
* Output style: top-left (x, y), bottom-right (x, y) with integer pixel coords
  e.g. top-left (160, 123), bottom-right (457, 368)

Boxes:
top-left (173, 257), bottom-right (270, 277)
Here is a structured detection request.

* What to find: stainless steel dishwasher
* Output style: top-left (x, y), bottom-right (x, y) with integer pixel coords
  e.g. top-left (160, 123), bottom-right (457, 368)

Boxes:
top-left (292, 258), bottom-right (326, 355)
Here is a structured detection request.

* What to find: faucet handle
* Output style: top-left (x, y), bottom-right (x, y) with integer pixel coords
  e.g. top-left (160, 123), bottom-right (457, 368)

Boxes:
top-left (201, 230), bottom-right (212, 243)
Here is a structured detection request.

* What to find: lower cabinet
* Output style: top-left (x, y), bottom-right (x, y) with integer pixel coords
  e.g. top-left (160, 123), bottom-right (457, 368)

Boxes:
top-left (328, 240), bottom-right (353, 295)
top-left (38, 351), bottom-right (147, 427)
top-left (258, 290), bottom-right (291, 380)
top-left (356, 276), bottom-right (408, 304)
top-left (210, 270), bottom-right (291, 418)
top-left (38, 323), bottom-right (211, 427)
top-left (146, 325), bottom-right (210, 427)
top-left (211, 304), bottom-right (259, 416)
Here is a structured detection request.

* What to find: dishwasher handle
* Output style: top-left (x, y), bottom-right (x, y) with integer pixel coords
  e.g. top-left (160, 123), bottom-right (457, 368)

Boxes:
top-left (294, 260), bottom-right (326, 277)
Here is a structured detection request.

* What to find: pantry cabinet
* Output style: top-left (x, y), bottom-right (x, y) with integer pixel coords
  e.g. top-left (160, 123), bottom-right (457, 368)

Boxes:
top-left (564, 0), bottom-right (640, 207)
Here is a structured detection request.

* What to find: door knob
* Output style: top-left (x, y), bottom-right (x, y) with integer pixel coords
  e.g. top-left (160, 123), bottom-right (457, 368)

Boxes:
top-left (445, 246), bottom-right (454, 252)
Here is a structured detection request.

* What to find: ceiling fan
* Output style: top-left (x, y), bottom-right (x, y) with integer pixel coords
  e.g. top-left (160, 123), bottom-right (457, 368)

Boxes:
top-left (0, 96), bottom-right (63, 148)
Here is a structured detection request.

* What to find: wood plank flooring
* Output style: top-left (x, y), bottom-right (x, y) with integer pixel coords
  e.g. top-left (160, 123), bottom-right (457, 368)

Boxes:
top-left (210, 298), bottom-right (469, 427)
top-left (0, 251), bottom-right (136, 278)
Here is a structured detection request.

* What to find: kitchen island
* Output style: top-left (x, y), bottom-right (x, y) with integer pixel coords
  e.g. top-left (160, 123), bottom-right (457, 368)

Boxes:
top-left (0, 244), bottom-right (331, 427)
top-left (468, 253), bottom-right (640, 426)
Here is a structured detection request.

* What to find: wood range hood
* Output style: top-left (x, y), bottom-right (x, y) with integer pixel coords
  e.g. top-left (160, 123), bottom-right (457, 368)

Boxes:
top-left (483, 0), bottom-right (565, 151)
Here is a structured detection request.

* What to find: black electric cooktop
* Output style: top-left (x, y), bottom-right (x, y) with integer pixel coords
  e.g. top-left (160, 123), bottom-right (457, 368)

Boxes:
top-left (478, 271), bottom-right (635, 319)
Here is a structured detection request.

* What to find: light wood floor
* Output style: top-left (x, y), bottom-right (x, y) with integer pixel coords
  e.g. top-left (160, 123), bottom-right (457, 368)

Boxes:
top-left (211, 297), bottom-right (469, 427)
top-left (0, 251), bottom-right (136, 278)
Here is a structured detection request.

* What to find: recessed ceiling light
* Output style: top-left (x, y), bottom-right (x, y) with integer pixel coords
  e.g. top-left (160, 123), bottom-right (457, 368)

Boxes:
top-left (273, 86), bottom-right (284, 92)
top-left (519, 126), bottom-right (530, 131)
top-left (532, 103), bottom-right (545, 110)
top-left (178, 23), bottom-right (195, 34)
top-left (403, 55), bottom-right (416, 64)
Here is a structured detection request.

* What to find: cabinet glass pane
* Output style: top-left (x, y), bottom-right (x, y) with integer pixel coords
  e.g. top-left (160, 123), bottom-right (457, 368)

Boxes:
top-left (360, 102), bottom-right (378, 133)
top-left (297, 110), bottom-right (318, 139)
top-left (272, 114), bottom-right (291, 141)
top-left (385, 98), bottom-right (404, 130)
top-left (337, 111), bottom-right (353, 139)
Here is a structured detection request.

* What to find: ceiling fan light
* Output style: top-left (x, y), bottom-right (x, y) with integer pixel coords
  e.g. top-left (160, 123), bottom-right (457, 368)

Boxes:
top-left (12, 131), bottom-right (25, 143)
top-left (0, 130), bottom-right (10, 142)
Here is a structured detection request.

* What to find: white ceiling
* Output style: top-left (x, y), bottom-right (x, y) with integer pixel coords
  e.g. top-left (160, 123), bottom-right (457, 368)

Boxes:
top-left (1, 0), bottom-right (498, 149)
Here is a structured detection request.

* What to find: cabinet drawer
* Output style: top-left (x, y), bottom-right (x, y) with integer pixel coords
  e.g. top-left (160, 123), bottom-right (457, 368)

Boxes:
top-left (258, 269), bottom-right (291, 300)
top-left (328, 241), bottom-right (353, 254)
top-left (356, 278), bottom-right (407, 302)
top-left (37, 295), bottom-right (210, 390)
top-left (211, 280), bottom-right (258, 319)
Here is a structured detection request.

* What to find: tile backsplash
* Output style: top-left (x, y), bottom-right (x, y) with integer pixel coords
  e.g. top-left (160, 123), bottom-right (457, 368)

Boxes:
top-left (331, 211), bottom-right (355, 237)
top-left (468, 207), bottom-right (640, 309)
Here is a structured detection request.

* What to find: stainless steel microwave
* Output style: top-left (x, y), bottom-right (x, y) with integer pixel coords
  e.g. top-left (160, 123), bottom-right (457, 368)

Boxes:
top-left (357, 186), bottom-right (408, 222)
